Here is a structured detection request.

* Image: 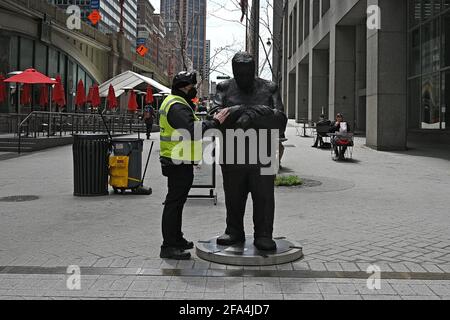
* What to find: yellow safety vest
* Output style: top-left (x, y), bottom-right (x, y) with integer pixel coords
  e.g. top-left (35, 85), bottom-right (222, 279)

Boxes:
top-left (159, 94), bottom-right (202, 163)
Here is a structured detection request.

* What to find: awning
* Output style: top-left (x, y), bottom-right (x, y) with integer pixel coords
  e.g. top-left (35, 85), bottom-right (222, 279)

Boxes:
top-left (99, 70), bottom-right (171, 98)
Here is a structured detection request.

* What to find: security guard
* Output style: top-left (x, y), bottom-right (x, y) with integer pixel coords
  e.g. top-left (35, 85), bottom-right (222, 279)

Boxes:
top-left (159, 71), bottom-right (229, 260)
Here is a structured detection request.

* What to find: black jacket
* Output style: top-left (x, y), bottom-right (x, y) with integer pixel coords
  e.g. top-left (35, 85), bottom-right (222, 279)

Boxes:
top-left (160, 89), bottom-right (220, 165)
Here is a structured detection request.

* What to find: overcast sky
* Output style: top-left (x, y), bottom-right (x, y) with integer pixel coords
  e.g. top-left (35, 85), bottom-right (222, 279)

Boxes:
top-left (150, 0), bottom-right (272, 82)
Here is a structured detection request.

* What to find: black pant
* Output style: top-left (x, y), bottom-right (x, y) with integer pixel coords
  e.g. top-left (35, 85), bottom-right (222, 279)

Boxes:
top-left (145, 122), bottom-right (153, 138)
top-left (221, 166), bottom-right (275, 239)
top-left (161, 164), bottom-right (194, 248)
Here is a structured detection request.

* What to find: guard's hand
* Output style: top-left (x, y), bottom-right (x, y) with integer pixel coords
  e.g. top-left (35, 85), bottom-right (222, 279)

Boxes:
top-left (214, 108), bottom-right (230, 124)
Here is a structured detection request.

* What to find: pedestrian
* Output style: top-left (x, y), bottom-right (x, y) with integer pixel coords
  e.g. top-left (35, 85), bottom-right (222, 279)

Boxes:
top-left (312, 114), bottom-right (332, 148)
top-left (143, 105), bottom-right (155, 140)
top-left (330, 113), bottom-right (351, 160)
top-left (159, 71), bottom-right (230, 260)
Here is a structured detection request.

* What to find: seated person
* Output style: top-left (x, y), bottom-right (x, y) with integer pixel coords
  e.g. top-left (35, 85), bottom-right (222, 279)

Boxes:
top-left (312, 114), bottom-right (332, 148)
top-left (329, 113), bottom-right (352, 160)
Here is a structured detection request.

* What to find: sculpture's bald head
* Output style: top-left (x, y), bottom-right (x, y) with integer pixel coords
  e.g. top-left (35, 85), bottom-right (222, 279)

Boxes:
top-left (232, 52), bottom-right (256, 92)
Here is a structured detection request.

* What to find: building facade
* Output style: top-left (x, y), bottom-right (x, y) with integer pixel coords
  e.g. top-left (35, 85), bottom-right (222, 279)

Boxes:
top-left (0, 0), bottom-right (169, 117)
top-left (49, 0), bottom-right (138, 45)
top-left (160, 0), bottom-right (207, 95)
top-left (282, 0), bottom-right (450, 150)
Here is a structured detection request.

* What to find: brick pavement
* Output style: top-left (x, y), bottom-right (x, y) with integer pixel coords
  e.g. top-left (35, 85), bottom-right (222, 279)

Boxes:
top-left (0, 123), bottom-right (449, 299)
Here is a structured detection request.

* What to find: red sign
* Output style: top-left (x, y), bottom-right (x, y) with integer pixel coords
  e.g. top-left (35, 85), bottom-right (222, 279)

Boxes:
top-left (136, 45), bottom-right (148, 57)
top-left (88, 10), bottom-right (101, 25)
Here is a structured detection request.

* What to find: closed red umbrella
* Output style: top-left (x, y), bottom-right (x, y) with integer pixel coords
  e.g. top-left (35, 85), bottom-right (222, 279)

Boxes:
top-left (75, 80), bottom-right (86, 108)
top-left (0, 74), bottom-right (7, 104)
top-left (91, 84), bottom-right (101, 108)
top-left (4, 68), bottom-right (57, 85)
top-left (128, 90), bottom-right (138, 112)
top-left (39, 84), bottom-right (49, 108)
top-left (145, 85), bottom-right (154, 105)
top-left (87, 86), bottom-right (94, 104)
top-left (107, 84), bottom-right (118, 109)
top-left (20, 84), bottom-right (32, 106)
top-left (53, 75), bottom-right (66, 108)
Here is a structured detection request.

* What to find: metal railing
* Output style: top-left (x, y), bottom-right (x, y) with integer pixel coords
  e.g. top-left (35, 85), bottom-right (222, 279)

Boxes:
top-left (0, 112), bottom-right (147, 154)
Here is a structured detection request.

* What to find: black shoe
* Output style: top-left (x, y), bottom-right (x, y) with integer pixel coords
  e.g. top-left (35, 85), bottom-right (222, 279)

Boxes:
top-left (217, 233), bottom-right (245, 246)
top-left (254, 237), bottom-right (277, 251)
top-left (174, 238), bottom-right (194, 250)
top-left (160, 247), bottom-right (191, 260)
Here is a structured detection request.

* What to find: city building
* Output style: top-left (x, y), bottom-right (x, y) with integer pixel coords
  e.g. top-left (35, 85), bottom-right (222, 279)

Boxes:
top-left (202, 39), bottom-right (210, 98)
top-left (160, 0), bottom-right (207, 94)
top-left (0, 0), bottom-right (169, 116)
top-left (281, 0), bottom-right (450, 150)
top-left (49, 0), bottom-right (138, 45)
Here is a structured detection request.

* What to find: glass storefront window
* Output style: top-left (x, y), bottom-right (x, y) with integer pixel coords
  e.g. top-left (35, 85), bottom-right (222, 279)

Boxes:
top-left (422, 0), bottom-right (433, 20)
top-left (421, 73), bottom-right (441, 129)
top-left (409, 78), bottom-right (422, 129)
top-left (34, 42), bottom-right (47, 74)
top-left (19, 38), bottom-right (34, 70)
top-left (443, 11), bottom-right (450, 67)
top-left (410, 29), bottom-right (421, 76)
top-left (442, 71), bottom-right (449, 129)
top-left (9, 36), bottom-right (18, 71)
top-left (421, 20), bottom-right (440, 73)
top-left (409, 0), bottom-right (422, 27)
top-left (48, 48), bottom-right (58, 78)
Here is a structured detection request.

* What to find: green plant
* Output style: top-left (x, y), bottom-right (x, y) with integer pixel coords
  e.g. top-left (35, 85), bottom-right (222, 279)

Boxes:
top-left (275, 175), bottom-right (303, 187)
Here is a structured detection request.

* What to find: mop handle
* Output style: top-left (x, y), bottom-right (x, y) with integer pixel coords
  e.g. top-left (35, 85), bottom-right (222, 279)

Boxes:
top-left (141, 141), bottom-right (154, 184)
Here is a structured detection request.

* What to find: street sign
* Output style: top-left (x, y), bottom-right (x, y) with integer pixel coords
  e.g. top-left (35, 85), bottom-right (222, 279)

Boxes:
top-left (88, 10), bottom-right (101, 25)
top-left (137, 38), bottom-right (146, 46)
top-left (136, 45), bottom-right (148, 57)
top-left (91, 0), bottom-right (100, 10)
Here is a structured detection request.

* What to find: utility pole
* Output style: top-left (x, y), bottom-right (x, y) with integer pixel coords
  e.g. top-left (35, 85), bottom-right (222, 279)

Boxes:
top-left (246, 0), bottom-right (260, 75)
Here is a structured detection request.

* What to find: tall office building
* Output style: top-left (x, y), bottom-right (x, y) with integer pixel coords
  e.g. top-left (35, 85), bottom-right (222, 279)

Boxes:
top-left (49, 0), bottom-right (138, 44)
top-left (160, 0), bottom-right (207, 91)
top-left (282, 0), bottom-right (450, 150)
top-left (203, 39), bottom-right (210, 97)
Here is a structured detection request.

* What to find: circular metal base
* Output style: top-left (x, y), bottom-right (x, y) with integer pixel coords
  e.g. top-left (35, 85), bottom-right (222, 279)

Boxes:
top-left (196, 236), bottom-right (303, 266)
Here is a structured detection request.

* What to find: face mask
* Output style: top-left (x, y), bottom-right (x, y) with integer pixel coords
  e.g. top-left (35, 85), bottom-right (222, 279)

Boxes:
top-left (187, 87), bottom-right (197, 99)
top-left (233, 63), bottom-right (255, 92)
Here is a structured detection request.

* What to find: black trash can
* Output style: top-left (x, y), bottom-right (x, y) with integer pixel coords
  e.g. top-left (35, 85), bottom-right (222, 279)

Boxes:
top-left (73, 134), bottom-right (110, 197)
top-left (110, 138), bottom-right (144, 193)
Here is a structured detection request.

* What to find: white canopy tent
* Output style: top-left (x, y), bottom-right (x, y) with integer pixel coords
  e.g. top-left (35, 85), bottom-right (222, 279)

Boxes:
top-left (99, 70), bottom-right (171, 98)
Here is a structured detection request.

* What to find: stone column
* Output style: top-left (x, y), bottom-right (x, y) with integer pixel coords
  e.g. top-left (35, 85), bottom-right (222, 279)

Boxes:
top-left (366, 0), bottom-right (407, 150)
top-left (310, 49), bottom-right (329, 121)
top-left (297, 62), bottom-right (309, 121)
top-left (329, 25), bottom-right (356, 126)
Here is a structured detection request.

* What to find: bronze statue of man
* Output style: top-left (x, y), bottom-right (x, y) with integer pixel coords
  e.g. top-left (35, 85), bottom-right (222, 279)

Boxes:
top-left (212, 52), bottom-right (288, 251)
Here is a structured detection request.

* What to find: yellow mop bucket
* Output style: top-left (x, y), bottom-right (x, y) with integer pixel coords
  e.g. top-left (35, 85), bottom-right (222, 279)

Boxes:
top-left (109, 156), bottom-right (129, 188)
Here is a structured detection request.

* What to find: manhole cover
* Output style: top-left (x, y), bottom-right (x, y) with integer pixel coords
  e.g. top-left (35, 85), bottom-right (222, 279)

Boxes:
top-left (284, 144), bottom-right (296, 148)
top-left (276, 178), bottom-right (322, 188)
top-left (0, 195), bottom-right (40, 202)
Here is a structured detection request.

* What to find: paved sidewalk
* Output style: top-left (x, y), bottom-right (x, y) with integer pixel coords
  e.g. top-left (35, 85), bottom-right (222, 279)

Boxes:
top-left (0, 123), bottom-right (449, 299)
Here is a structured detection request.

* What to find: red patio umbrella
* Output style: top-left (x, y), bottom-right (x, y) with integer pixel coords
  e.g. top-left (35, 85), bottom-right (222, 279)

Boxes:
top-left (91, 84), bottom-right (101, 108)
top-left (39, 84), bottom-right (49, 109)
top-left (145, 85), bottom-right (154, 105)
top-left (75, 80), bottom-right (86, 108)
top-left (20, 84), bottom-right (32, 106)
top-left (0, 75), bottom-right (7, 104)
top-left (53, 75), bottom-right (66, 108)
top-left (107, 84), bottom-right (118, 109)
top-left (4, 68), bottom-right (57, 85)
top-left (128, 90), bottom-right (138, 112)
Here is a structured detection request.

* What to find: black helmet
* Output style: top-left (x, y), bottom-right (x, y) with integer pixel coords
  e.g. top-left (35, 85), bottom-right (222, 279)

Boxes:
top-left (172, 71), bottom-right (197, 90)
